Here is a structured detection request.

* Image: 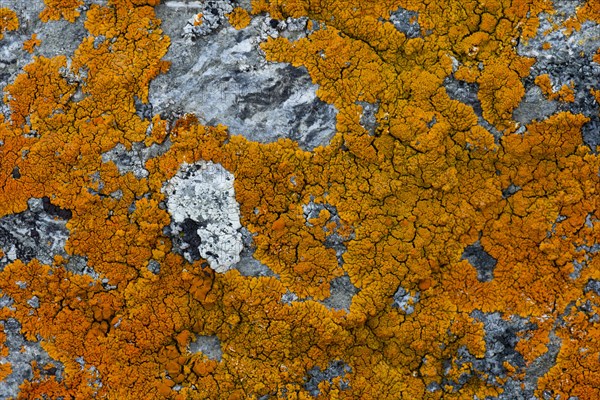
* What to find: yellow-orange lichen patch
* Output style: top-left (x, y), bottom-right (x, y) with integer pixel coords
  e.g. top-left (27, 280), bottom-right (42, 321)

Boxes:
top-left (0, 7), bottom-right (18, 40)
top-left (536, 291), bottom-right (600, 399)
top-left (22, 34), bottom-right (41, 53)
top-left (535, 73), bottom-right (576, 102)
top-left (477, 59), bottom-right (526, 131)
top-left (227, 7), bottom-right (251, 30)
top-left (0, 0), bottom-right (599, 398)
top-left (592, 88), bottom-right (600, 108)
top-left (576, 0), bottom-right (600, 25)
top-left (40, 0), bottom-right (84, 23)
top-left (193, 13), bottom-right (203, 26)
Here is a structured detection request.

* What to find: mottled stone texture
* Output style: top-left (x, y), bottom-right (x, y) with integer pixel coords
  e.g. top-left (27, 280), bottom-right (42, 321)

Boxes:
top-left (151, 4), bottom-right (338, 150)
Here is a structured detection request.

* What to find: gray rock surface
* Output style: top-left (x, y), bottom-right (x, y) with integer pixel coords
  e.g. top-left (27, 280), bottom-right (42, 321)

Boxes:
top-left (512, 86), bottom-right (558, 125)
top-left (585, 279), bottom-right (600, 295)
top-left (302, 201), bottom-right (350, 266)
top-left (321, 274), bottom-right (360, 312)
top-left (444, 77), bottom-right (502, 140)
top-left (279, 274), bottom-right (360, 312)
top-left (232, 227), bottom-right (275, 277)
top-left (389, 6), bottom-right (421, 39)
top-left (462, 241), bottom-right (498, 282)
top-left (0, 1), bottom-right (599, 398)
top-left (392, 286), bottom-right (419, 315)
top-left (150, 5), bottom-right (338, 150)
top-left (101, 140), bottom-right (171, 179)
top-left (304, 360), bottom-right (351, 397)
top-left (517, 10), bottom-right (600, 149)
top-left (357, 101), bottom-right (379, 136)
top-left (0, 197), bottom-right (70, 269)
top-left (0, 0), bottom-right (87, 116)
top-left (189, 334), bottom-right (222, 361)
top-left (0, 317), bottom-right (64, 399)
top-left (438, 311), bottom-right (542, 398)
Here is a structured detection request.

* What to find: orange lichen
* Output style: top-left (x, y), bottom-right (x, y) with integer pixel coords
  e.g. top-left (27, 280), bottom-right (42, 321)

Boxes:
top-left (592, 88), bottom-right (600, 108)
top-left (535, 74), bottom-right (576, 102)
top-left (576, 0), bottom-right (600, 24)
top-left (22, 34), bottom-right (41, 53)
top-left (477, 59), bottom-right (526, 131)
top-left (535, 73), bottom-right (554, 97)
top-left (0, 0), bottom-right (598, 398)
top-left (193, 13), bottom-right (203, 26)
top-left (39, 0), bottom-right (84, 22)
top-left (561, 0), bottom-right (600, 33)
top-left (227, 7), bottom-right (251, 30)
top-left (0, 7), bottom-right (18, 40)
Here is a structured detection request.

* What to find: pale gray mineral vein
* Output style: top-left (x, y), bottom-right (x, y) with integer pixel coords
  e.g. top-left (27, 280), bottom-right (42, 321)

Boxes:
top-left (150, 4), bottom-right (338, 150)
top-left (162, 161), bottom-right (243, 272)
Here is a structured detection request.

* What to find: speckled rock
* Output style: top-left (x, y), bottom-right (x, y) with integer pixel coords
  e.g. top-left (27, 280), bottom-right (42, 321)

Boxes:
top-left (162, 161), bottom-right (243, 272)
top-left (150, 5), bottom-right (338, 150)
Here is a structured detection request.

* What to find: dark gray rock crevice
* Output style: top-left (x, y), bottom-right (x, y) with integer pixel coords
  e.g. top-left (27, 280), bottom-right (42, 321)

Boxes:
top-left (443, 76), bottom-right (502, 140)
top-left (461, 240), bottom-right (497, 282)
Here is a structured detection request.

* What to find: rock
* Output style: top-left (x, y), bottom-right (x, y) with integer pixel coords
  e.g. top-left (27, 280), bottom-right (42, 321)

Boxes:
top-left (162, 161), bottom-right (243, 272)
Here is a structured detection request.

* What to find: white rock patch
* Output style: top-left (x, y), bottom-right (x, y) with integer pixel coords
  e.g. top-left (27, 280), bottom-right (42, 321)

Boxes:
top-left (162, 161), bottom-right (243, 273)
